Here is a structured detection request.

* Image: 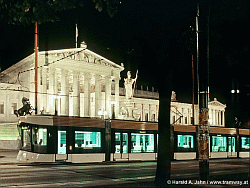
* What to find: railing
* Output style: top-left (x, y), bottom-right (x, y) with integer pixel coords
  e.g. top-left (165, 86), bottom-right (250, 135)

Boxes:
top-left (111, 87), bottom-right (159, 99)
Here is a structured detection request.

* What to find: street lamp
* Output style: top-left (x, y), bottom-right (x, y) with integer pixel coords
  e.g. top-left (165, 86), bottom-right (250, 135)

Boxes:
top-left (111, 101), bottom-right (117, 119)
top-left (98, 109), bottom-right (107, 119)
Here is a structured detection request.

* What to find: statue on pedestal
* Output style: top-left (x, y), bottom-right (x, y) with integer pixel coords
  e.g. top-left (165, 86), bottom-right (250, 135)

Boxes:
top-left (124, 70), bottom-right (138, 100)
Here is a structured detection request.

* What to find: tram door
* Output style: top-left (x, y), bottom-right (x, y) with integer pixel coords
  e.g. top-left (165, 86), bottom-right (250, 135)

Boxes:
top-left (228, 137), bottom-right (236, 157)
top-left (114, 132), bottom-right (128, 160)
top-left (56, 131), bottom-right (67, 161)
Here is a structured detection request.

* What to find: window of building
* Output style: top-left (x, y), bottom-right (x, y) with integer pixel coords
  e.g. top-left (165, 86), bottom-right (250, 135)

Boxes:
top-left (75, 131), bottom-right (101, 149)
top-left (177, 135), bottom-right (194, 149)
top-left (241, 137), bottom-right (250, 151)
top-left (145, 113), bottom-right (148, 121)
top-left (212, 136), bottom-right (227, 152)
top-left (11, 103), bottom-right (17, 114)
top-left (131, 133), bottom-right (154, 153)
top-left (172, 116), bottom-right (175, 124)
top-left (185, 117), bottom-right (188, 124)
top-left (0, 102), bottom-right (4, 114)
top-left (151, 114), bottom-right (155, 122)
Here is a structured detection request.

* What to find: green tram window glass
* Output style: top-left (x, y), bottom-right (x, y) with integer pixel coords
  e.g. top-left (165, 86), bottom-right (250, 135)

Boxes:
top-left (32, 128), bottom-right (47, 153)
top-left (75, 131), bottom-right (101, 149)
top-left (115, 132), bottom-right (128, 153)
top-left (228, 137), bottom-right (235, 152)
top-left (177, 135), bottom-right (194, 149)
top-left (22, 129), bottom-right (31, 151)
top-left (115, 132), bottom-right (121, 153)
top-left (58, 131), bottom-right (66, 154)
top-left (241, 137), bottom-right (250, 151)
top-left (212, 136), bottom-right (227, 152)
top-left (122, 133), bottom-right (128, 153)
top-left (131, 133), bottom-right (154, 153)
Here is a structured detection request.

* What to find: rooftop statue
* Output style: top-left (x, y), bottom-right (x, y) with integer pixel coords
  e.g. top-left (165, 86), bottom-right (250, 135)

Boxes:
top-left (124, 70), bottom-right (138, 100)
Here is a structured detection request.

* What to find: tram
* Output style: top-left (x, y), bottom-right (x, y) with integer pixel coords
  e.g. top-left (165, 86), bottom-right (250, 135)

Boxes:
top-left (17, 115), bottom-right (250, 163)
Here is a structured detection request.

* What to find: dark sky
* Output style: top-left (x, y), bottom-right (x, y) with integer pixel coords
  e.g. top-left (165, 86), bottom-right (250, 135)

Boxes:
top-left (0, 0), bottom-right (249, 125)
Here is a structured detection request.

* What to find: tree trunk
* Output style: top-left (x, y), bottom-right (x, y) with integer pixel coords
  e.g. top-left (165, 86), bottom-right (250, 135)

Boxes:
top-left (155, 69), bottom-right (173, 186)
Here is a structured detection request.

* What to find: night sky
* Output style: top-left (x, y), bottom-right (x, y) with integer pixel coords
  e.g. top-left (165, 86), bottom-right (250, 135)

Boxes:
top-left (0, 0), bottom-right (249, 126)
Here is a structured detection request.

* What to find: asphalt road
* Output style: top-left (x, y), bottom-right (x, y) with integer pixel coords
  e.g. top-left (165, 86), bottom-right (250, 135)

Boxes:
top-left (1, 159), bottom-right (249, 187)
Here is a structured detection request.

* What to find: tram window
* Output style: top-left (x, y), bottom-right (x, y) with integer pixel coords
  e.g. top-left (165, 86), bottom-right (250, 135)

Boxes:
top-left (212, 136), bottom-right (226, 152)
top-left (22, 129), bottom-right (31, 151)
top-left (241, 137), bottom-right (250, 151)
top-left (131, 133), bottom-right (154, 153)
top-left (75, 131), bottom-right (101, 149)
top-left (177, 135), bottom-right (194, 149)
top-left (32, 128), bottom-right (47, 153)
top-left (32, 128), bottom-right (47, 146)
top-left (122, 133), bottom-right (128, 153)
top-left (115, 133), bottom-right (121, 153)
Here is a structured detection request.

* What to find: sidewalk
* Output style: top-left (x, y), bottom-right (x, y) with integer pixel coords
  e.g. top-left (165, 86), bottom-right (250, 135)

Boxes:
top-left (0, 149), bottom-right (22, 165)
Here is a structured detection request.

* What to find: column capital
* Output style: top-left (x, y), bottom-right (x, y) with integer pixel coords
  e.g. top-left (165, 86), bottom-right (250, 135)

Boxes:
top-left (95, 74), bottom-right (102, 80)
top-left (73, 70), bottom-right (80, 76)
top-left (49, 66), bottom-right (56, 72)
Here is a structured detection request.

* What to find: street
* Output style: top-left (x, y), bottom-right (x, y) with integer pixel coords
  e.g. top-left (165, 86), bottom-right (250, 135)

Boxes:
top-left (1, 158), bottom-right (249, 187)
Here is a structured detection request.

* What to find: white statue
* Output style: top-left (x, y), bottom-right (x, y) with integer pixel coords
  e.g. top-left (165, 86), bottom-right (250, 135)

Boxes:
top-left (171, 91), bottom-right (176, 101)
top-left (124, 70), bottom-right (138, 99)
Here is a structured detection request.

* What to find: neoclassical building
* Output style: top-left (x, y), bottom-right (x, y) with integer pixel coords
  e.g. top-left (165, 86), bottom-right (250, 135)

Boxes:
top-left (0, 44), bottom-right (226, 149)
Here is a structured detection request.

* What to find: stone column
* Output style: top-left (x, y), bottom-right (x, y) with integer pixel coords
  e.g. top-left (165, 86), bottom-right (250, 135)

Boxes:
top-left (60, 69), bottom-right (69, 116)
top-left (95, 75), bottom-right (101, 117)
top-left (73, 72), bottom-right (80, 116)
top-left (105, 76), bottom-right (111, 118)
top-left (41, 67), bottom-right (47, 114)
top-left (6, 91), bottom-right (10, 118)
top-left (29, 70), bottom-right (35, 109)
top-left (54, 70), bottom-right (58, 115)
top-left (222, 111), bottom-right (225, 126)
top-left (219, 110), bottom-right (221, 126)
top-left (214, 110), bottom-right (217, 126)
top-left (212, 110), bottom-right (215, 125)
top-left (48, 67), bottom-right (55, 114)
top-left (114, 77), bottom-right (120, 119)
top-left (84, 73), bottom-right (90, 117)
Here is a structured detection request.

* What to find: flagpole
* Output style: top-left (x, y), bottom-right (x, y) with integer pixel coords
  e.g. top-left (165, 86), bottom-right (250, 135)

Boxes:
top-left (76, 24), bottom-right (78, 48)
top-left (133, 70), bottom-right (138, 96)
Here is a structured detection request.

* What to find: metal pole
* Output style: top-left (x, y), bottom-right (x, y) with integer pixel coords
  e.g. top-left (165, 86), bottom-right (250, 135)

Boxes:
top-left (76, 24), bottom-right (78, 48)
top-left (192, 54), bottom-right (195, 125)
top-left (197, 3), bottom-right (210, 181)
top-left (34, 22), bottom-right (38, 114)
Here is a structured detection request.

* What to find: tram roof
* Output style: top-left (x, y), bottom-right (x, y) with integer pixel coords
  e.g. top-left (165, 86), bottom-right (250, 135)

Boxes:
top-left (18, 115), bottom-right (249, 135)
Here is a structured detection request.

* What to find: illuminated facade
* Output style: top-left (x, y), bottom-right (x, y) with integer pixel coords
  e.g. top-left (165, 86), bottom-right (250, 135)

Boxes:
top-left (0, 46), bottom-right (226, 149)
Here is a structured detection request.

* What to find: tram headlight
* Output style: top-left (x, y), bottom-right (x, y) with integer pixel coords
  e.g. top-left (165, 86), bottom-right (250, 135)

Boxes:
top-left (69, 145), bottom-right (73, 151)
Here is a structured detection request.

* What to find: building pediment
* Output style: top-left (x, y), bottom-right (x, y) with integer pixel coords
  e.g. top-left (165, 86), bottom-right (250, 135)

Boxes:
top-left (208, 98), bottom-right (226, 108)
top-left (39, 48), bottom-right (124, 71)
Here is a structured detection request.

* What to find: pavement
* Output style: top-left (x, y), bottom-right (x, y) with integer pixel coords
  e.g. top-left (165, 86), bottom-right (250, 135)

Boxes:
top-left (0, 149), bottom-right (22, 165)
top-left (0, 149), bottom-right (249, 187)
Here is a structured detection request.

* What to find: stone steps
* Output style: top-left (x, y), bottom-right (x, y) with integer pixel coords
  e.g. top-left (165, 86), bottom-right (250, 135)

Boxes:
top-left (0, 123), bottom-right (19, 140)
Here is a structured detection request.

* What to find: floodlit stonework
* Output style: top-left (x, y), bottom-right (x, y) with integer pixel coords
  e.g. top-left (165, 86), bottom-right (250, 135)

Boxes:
top-left (0, 46), bottom-right (226, 149)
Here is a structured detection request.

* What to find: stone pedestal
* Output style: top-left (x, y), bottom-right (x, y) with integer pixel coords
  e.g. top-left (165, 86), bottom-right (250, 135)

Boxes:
top-left (124, 99), bottom-right (135, 120)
